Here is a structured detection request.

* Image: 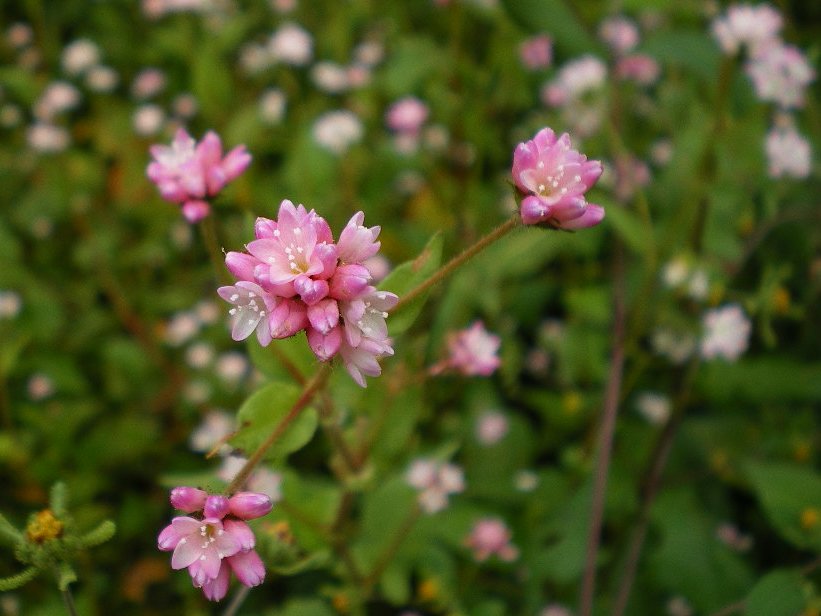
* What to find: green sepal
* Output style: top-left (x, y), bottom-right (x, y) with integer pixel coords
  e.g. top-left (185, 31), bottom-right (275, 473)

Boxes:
top-left (80, 520), bottom-right (116, 548)
top-left (56, 562), bottom-right (77, 591)
top-left (0, 567), bottom-right (38, 591)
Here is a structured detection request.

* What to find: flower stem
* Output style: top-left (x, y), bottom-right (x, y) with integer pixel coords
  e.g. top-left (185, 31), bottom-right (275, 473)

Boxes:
top-left (363, 505), bottom-right (422, 596)
top-left (199, 216), bottom-right (232, 286)
top-left (393, 214), bottom-right (521, 313)
top-left (222, 585), bottom-right (250, 616)
top-left (226, 364), bottom-right (331, 494)
top-left (579, 241), bottom-right (627, 616)
top-left (61, 588), bottom-right (78, 616)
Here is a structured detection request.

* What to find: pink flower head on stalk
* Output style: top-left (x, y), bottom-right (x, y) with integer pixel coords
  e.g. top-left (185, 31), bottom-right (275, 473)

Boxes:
top-left (711, 4), bottom-right (783, 56)
top-left (519, 34), bottom-right (553, 70)
top-left (218, 200), bottom-right (397, 387)
top-left (745, 41), bottom-right (815, 109)
top-left (158, 487), bottom-right (272, 601)
top-left (464, 518), bottom-right (519, 562)
top-left (512, 128), bottom-right (604, 229)
top-left (615, 54), bottom-right (660, 85)
top-left (435, 321), bottom-right (501, 377)
top-left (147, 128), bottom-right (251, 222)
top-left (598, 16), bottom-right (640, 54)
top-left (406, 459), bottom-right (465, 514)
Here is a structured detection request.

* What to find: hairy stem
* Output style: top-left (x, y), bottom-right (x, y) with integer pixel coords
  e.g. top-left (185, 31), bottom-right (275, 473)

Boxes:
top-left (226, 364), bottom-right (331, 494)
top-left (579, 241), bottom-right (627, 616)
top-left (393, 214), bottom-right (521, 313)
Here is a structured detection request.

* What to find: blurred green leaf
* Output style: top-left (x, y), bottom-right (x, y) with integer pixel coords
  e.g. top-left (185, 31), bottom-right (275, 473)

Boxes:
top-left (641, 30), bottom-right (721, 79)
top-left (744, 569), bottom-right (807, 616)
top-left (231, 382), bottom-right (319, 460)
top-left (381, 233), bottom-right (443, 335)
top-left (500, 0), bottom-right (598, 55)
top-left (745, 461), bottom-right (821, 551)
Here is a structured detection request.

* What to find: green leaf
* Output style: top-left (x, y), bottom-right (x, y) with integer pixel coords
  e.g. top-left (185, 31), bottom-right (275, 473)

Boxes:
top-left (500, 0), bottom-right (598, 55)
top-left (640, 30), bottom-right (721, 79)
top-left (744, 569), bottom-right (807, 616)
top-left (604, 202), bottom-right (655, 257)
top-left (0, 567), bottom-right (38, 591)
top-left (80, 520), bottom-right (116, 548)
top-left (248, 334), bottom-right (318, 383)
top-left (745, 461), bottom-right (821, 551)
top-left (230, 382), bottom-right (319, 461)
top-left (0, 512), bottom-right (22, 546)
top-left (380, 233), bottom-right (443, 335)
top-left (699, 358), bottom-right (821, 403)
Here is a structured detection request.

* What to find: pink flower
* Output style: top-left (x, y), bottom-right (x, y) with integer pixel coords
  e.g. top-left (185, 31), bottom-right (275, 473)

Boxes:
top-left (599, 16), bottom-right (640, 54)
top-left (476, 411), bottom-right (508, 445)
top-left (711, 4), bottom-right (782, 56)
top-left (406, 459), bottom-right (465, 514)
top-left (745, 41), bottom-right (815, 109)
top-left (615, 54), bottom-right (660, 85)
top-left (440, 321), bottom-right (501, 377)
top-left (464, 518), bottom-right (519, 562)
top-left (147, 128), bottom-right (251, 222)
top-left (512, 127), bottom-right (604, 229)
top-left (158, 487), bottom-right (272, 601)
top-left (218, 201), bottom-right (396, 386)
top-left (765, 124), bottom-right (812, 178)
top-left (385, 97), bottom-right (429, 135)
top-left (519, 35), bottom-right (553, 70)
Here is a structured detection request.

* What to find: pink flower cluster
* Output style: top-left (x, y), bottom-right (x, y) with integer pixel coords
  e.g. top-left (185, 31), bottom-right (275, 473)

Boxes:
top-left (147, 129), bottom-right (251, 223)
top-left (464, 518), bottom-right (519, 562)
top-left (406, 459), bottom-right (465, 514)
top-left (512, 128), bottom-right (604, 229)
top-left (157, 487), bottom-right (272, 601)
top-left (519, 34), bottom-right (553, 71)
top-left (218, 200), bottom-right (397, 387)
top-left (444, 321), bottom-right (502, 377)
top-left (711, 4), bottom-right (782, 56)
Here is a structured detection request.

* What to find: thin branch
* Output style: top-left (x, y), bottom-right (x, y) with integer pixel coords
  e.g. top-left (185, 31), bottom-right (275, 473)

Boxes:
top-left (579, 241), bottom-right (627, 616)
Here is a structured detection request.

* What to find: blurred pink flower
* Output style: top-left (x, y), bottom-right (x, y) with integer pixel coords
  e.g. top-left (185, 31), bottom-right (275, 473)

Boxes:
top-left (615, 54), bottom-right (660, 85)
top-left (519, 34), bottom-right (553, 70)
top-left (464, 518), bottom-right (518, 562)
top-left (476, 411), bottom-right (508, 445)
top-left (599, 16), bottom-right (640, 54)
top-left (406, 459), bottom-right (465, 513)
top-left (434, 321), bottom-right (501, 377)
top-left (541, 55), bottom-right (607, 108)
top-left (147, 128), bottom-right (251, 222)
top-left (386, 97), bottom-right (429, 135)
top-left (512, 127), bottom-right (604, 228)
top-left (218, 200), bottom-right (396, 387)
top-left (745, 41), bottom-right (815, 109)
top-left (765, 124), bottom-right (811, 178)
top-left (158, 488), bottom-right (272, 601)
top-left (711, 3), bottom-right (782, 55)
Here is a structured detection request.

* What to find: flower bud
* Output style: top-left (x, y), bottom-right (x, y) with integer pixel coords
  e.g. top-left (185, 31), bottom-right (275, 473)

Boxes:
top-left (307, 298), bottom-right (339, 334)
top-left (170, 486), bottom-right (208, 513)
top-left (204, 494), bottom-right (230, 519)
top-left (330, 264), bottom-right (371, 300)
top-left (229, 492), bottom-right (273, 520)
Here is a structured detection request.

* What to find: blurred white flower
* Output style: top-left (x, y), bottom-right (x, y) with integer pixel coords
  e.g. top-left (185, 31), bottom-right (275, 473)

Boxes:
top-left (85, 66), bottom-right (119, 92)
top-left (312, 110), bottom-right (363, 154)
top-left (311, 61), bottom-right (350, 93)
top-left (61, 39), bottom-right (100, 76)
top-left (268, 23), bottom-right (313, 66)
top-left (475, 411), bottom-right (508, 445)
top-left (27, 374), bottom-right (55, 401)
top-left (406, 459), bottom-right (465, 514)
top-left (34, 81), bottom-right (82, 121)
top-left (185, 342), bottom-right (215, 369)
top-left (27, 123), bottom-right (70, 153)
top-left (190, 409), bottom-right (235, 454)
top-left (215, 351), bottom-right (249, 383)
top-left (132, 104), bottom-right (165, 136)
top-left (0, 290), bottom-right (22, 319)
top-left (635, 392), bottom-right (670, 425)
top-left (164, 310), bottom-right (200, 346)
top-left (131, 68), bottom-right (167, 99)
top-left (259, 88), bottom-right (286, 124)
top-left (700, 304), bottom-right (751, 361)
top-left (765, 124), bottom-right (812, 179)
